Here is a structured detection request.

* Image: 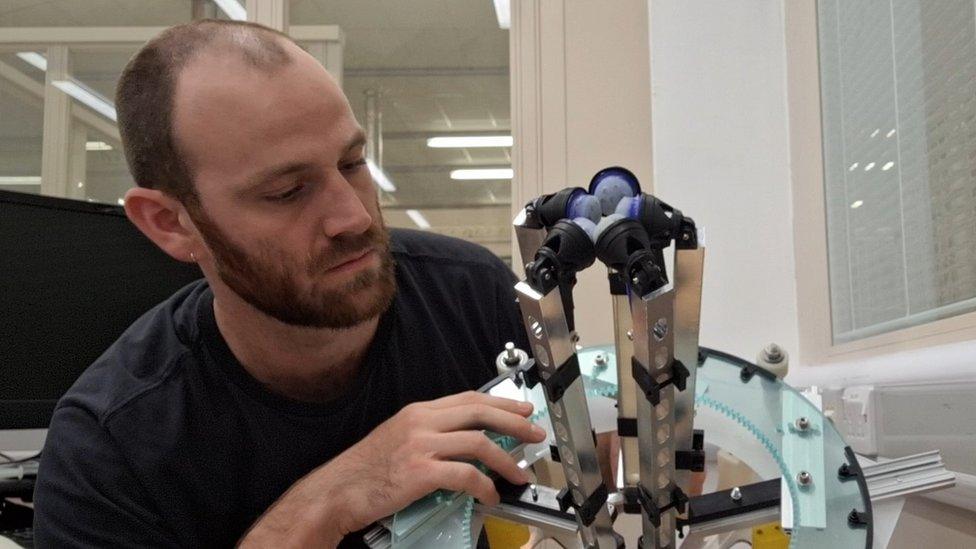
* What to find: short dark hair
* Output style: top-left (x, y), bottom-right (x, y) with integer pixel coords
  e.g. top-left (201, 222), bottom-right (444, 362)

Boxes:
top-left (115, 19), bottom-right (294, 204)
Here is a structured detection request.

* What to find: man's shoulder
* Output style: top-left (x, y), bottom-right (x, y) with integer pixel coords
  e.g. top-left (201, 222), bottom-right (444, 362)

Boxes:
top-left (390, 228), bottom-right (510, 274)
top-left (56, 279), bottom-right (209, 424)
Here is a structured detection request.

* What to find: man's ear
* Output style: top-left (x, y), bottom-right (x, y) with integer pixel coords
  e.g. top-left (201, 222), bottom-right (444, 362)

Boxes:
top-left (123, 187), bottom-right (198, 263)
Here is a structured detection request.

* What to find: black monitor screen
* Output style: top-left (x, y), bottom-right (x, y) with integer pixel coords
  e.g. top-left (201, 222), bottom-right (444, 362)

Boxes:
top-left (0, 190), bottom-right (202, 429)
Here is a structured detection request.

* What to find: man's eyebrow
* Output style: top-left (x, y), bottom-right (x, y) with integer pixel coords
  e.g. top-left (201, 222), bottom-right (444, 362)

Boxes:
top-left (344, 131), bottom-right (367, 154)
top-left (240, 132), bottom-right (368, 194)
top-left (241, 162), bottom-right (317, 194)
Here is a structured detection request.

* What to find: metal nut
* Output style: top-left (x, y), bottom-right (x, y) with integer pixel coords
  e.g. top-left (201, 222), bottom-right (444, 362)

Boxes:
top-left (730, 487), bottom-right (742, 502)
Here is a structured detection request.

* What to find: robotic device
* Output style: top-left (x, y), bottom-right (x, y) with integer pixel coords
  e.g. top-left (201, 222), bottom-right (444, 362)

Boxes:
top-left (367, 167), bottom-right (953, 549)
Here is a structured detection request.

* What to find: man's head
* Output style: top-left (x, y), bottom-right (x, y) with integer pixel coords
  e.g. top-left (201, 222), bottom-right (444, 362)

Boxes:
top-left (117, 20), bottom-right (395, 329)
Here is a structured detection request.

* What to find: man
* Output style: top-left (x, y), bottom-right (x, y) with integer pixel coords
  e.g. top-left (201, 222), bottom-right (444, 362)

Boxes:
top-left (33, 19), bottom-right (542, 548)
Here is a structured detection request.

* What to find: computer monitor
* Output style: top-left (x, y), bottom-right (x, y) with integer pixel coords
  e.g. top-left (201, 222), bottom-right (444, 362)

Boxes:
top-left (0, 190), bottom-right (202, 431)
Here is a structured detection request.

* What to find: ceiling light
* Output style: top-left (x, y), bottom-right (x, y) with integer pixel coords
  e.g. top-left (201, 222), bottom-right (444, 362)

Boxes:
top-left (492, 0), bottom-right (511, 29)
top-left (427, 135), bottom-right (513, 148)
top-left (16, 52), bottom-right (47, 71)
top-left (405, 209), bottom-right (431, 230)
top-left (86, 141), bottom-right (113, 151)
top-left (450, 168), bottom-right (513, 180)
top-left (886, 129), bottom-right (896, 138)
top-left (848, 162), bottom-right (859, 171)
top-left (0, 176), bottom-right (41, 185)
top-left (870, 128), bottom-right (880, 138)
top-left (213, 0), bottom-right (247, 20)
top-left (851, 200), bottom-right (864, 209)
top-left (52, 80), bottom-right (117, 121)
top-left (864, 162), bottom-right (875, 171)
top-left (881, 161), bottom-right (894, 171)
top-left (366, 159), bottom-right (397, 192)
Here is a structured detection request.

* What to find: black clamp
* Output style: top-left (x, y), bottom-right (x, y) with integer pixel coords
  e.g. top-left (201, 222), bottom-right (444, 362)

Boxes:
top-left (617, 417), bottom-right (638, 438)
top-left (519, 355), bottom-right (581, 404)
top-left (557, 483), bottom-right (609, 527)
top-left (675, 430), bottom-right (706, 472)
top-left (632, 356), bottom-right (690, 406)
top-left (637, 484), bottom-right (688, 528)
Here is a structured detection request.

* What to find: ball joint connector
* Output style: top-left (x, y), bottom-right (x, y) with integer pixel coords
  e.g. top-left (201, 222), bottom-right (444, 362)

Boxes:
top-left (522, 167), bottom-right (697, 299)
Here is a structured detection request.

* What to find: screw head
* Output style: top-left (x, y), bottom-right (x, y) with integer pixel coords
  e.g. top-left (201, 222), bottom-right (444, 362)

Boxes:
top-left (795, 417), bottom-right (810, 431)
top-left (730, 486), bottom-right (742, 501)
top-left (797, 471), bottom-right (813, 487)
top-left (626, 330), bottom-right (634, 341)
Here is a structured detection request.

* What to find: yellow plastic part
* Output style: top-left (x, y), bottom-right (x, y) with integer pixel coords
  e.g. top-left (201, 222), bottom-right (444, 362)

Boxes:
top-left (752, 521), bottom-right (790, 549)
top-left (483, 516), bottom-right (531, 548)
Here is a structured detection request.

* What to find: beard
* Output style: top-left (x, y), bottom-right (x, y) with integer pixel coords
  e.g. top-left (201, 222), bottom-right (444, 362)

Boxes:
top-left (190, 208), bottom-right (396, 329)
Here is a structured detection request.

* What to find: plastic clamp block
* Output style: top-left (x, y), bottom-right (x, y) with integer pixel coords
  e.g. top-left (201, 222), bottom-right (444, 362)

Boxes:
top-left (622, 486), bottom-right (642, 515)
top-left (617, 417), bottom-right (638, 438)
top-left (676, 430), bottom-right (706, 472)
top-left (837, 463), bottom-right (858, 482)
top-left (632, 356), bottom-right (690, 406)
top-left (556, 484), bottom-right (609, 527)
top-left (637, 485), bottom-right (688, 528)
top-left (550, 444), bottom-right (561, 463)
top-left (540, 354), bottom-right (581, 403)
top-left (608, 271), bottom-right (628, 295)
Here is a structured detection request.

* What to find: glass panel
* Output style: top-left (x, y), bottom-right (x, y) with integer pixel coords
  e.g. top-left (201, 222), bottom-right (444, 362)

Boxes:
top-left (0, 1), bottom-right (229, 27)
top-left (0, 55), bottom-right (44, 195)
top-left (291, 0), bottom-right (513, 262)
top-left (818, 0), bottom-right (976, 343)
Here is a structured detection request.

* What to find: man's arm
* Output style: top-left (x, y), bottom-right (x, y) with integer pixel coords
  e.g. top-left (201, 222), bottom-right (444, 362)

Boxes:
top-left (240, 391), bottom-right (545, 548)
top-left (33, 405), bottom-right (180, 548)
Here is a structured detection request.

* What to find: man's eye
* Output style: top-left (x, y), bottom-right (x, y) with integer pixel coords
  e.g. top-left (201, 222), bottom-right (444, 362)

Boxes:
top-left (342, 159), bottom-right (367, 172)
top-left (267, 183), bottom-right (305, 202)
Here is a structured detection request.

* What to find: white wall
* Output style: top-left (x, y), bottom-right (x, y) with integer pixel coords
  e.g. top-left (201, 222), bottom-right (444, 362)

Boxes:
top-left (649, 0), bottom-right (799, 362)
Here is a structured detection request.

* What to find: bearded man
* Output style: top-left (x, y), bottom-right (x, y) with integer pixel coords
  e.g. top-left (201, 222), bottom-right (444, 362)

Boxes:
top-left (32, 19), bottom-right (542, 548)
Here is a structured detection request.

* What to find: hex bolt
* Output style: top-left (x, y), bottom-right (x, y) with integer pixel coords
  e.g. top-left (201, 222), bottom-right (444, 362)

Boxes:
top-left (530, 484), bottom-right (538, 502)
top-left (503, 342), bottom-right (520, 365)
top-left (797, 471), bottom-right (813, 487)
top-left (730, 486), bottom-right (742, 502)
top-left (594, 353), bottom-right (607, 367)
top-left (763, 343), bottom-right (784, 363)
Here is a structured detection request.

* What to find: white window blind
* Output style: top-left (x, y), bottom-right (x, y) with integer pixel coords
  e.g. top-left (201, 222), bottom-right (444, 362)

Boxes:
top-left (818, 0), bottom-right (976, 343)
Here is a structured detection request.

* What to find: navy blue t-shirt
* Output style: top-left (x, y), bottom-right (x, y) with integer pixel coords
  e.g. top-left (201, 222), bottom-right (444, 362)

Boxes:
top-left (33, 229), bottom-right (529, 548)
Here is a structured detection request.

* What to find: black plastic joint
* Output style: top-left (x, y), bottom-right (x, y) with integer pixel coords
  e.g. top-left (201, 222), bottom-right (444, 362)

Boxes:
top-left (558, 484), bottom-right (609, 527)
top-left (608, 271), bottom-right (628, 295)
top-left (540, 355), bottom-right (581, 403)
top-left (617, 417), bottom-right (638, 438)
top-left (637, 485), bottom-right (688, 528)
top-left (676, 430), bottom-right (706, 472)
top-left (550, 444), bottom-right (561, 463)
top-left (621, 486), bottom-right (642, 515)
top-left (632, 356), bottom-right (690, 407)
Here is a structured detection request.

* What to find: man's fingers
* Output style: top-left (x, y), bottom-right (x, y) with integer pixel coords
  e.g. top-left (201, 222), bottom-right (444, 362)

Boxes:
top-left (429, 404), bottom-right (546, 443)
top-left (430, 461), bottom-right (500, 505)
top-left (430, 432), bottom-right (529, 486)
top-left (423, 391), bottom-right (534, 417)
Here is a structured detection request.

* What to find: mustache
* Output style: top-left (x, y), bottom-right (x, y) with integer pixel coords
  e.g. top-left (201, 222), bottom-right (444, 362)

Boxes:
top-left (306, 223), bottom-right (390, 274)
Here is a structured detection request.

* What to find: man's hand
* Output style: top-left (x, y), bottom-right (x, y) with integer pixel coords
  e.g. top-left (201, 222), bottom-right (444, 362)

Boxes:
top-left (239, 391), bottom-right (546, 548)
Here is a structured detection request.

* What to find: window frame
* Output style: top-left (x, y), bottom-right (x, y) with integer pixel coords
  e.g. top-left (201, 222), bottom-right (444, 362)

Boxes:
top-left (787, 0), bottom-right (976, 364)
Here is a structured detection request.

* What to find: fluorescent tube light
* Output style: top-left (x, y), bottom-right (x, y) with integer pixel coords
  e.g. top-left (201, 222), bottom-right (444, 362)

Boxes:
top-left (427, 135), bottom-right (513, 148)
top-left (16, 52), bottom-right (47, 71)
top-left (492, 0), bottom-right (511, 29)
top-left (405, 209), bottom-right (431, 230)
top-left (213, 0), bottom-right (247, 20)
top-left (86, 141), bottom-right (113, 151)
top-left (851, 200), bottom-right (864, 209)
top-left (366, 159), bottom-right (397, 192)
top-left (450, 168), bottom-right (513, 180)
top-left (52, 79), bottom-right (117, 121)
top-left (0, 176), bottom-right (41, 185)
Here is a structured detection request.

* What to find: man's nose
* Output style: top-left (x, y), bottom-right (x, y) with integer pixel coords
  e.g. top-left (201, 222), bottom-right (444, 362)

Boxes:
top-left (317, 174), bottom-right (374, 238)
